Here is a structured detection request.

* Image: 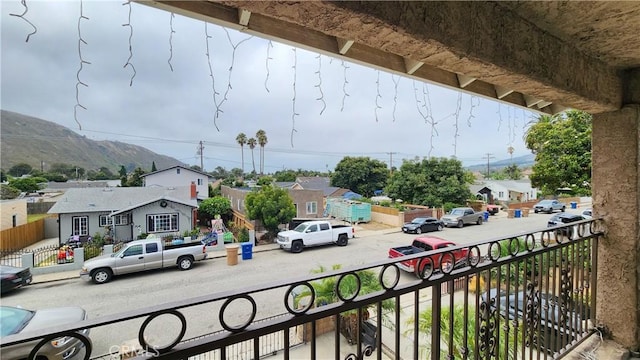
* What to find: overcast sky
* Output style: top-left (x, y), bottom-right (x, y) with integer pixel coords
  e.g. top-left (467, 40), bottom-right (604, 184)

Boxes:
top-left (1, 1), bottom-right (539, 173)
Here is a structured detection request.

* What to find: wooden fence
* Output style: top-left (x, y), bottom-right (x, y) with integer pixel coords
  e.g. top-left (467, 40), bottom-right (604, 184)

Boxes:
top-left (231, 210), bottom-right (255, 230)
top-left (371, 205), bottom-right (399, 216)
top-left (0, 219), bottom-right (45, 251)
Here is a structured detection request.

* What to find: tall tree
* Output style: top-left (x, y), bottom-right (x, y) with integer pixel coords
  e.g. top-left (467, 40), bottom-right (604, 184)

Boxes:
top-left (385, 157), bottom-right (472, 206)
top-left (331, 156), bottom-right (389, 197)
top-left (524, 110), bottom-right (592, 195)
top-left (247, 137), bottom-right (257, 174)
top-left (8, 163), bottom-right (33, 177)
top-left (236, 133), bottom-right (247, 174)
top-left (245, 184), bottom-right (296, 236)
top-left (151, 161), bottom-right (157, 172)
top-left (256, 129), bottom-right (267, 174)
top-left (119, 165), bottom-right (127, 178)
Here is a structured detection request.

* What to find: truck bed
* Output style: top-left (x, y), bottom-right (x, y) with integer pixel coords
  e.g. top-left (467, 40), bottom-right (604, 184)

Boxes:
top-left (390, 246), bottom-right (424, 256)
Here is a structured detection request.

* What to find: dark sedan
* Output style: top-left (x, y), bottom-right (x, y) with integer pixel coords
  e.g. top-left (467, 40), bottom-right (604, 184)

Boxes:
top-left (547, 212), bottom-right (585, 236)
top-left (401, 217), bottom-right (444, 234)
top-left (0, 265), bottom-right (32, 294)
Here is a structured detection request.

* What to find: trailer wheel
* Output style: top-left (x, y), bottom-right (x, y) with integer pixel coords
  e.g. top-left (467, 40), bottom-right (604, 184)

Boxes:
top-left (178, 256), bottom-right (194, 270)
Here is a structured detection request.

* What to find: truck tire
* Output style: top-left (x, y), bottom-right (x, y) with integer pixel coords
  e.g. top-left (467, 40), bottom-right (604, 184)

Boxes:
top-left (291, 240), bottom-right (304, 253)
top-left (457, 220), bottom-right (464, 228)
top-left (92, 268), bottom-right (112, 284)
top-left (476, 217), bottom-right (483, 225)
top-left (178, 256), bottom-right (194, 270)
top-left (337, 234), bottom-right (348, 246)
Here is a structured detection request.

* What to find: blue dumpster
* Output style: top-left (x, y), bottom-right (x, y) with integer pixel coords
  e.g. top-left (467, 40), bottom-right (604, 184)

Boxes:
top-left (514, 209), bottom-right (522, 218)
top-left (570, 202), bottom-right (577, 209)
top-left (240, 242), bottom-right (253, 260)
top-left (483, 211), bottom-right (489, 221)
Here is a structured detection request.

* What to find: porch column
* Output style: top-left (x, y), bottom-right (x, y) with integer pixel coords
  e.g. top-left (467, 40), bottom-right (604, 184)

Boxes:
top-left (592, 103), bottom-right (640, 348)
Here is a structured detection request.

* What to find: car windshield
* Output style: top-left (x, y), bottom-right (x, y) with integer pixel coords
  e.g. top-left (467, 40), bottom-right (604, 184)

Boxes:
top-left (450, 209), bottom-right (464, 215)
top-left (411, 218), bottom-right (426, 224)
top-left (0, 306), bottom-right (34, 337)
top-left (293, 223), bottom-right (309, 233)
top-left (537, 200), bottom-right (553, 205)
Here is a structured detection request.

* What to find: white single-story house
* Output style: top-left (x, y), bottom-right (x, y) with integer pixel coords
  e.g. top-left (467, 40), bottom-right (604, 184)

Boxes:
top-left (141, 165), bottom-right (211, 201)
top-left (47, 185), bottom-right (198, 243)
top-left (471, 180), bottom-right (538, 203)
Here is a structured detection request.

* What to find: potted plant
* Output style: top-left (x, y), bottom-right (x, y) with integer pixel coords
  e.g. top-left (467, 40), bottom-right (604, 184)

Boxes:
top-left (293, 265), bottom-right (395, 345)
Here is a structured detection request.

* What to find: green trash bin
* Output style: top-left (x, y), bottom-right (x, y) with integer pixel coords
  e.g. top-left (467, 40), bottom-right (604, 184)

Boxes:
top-left (223, 232), bottom-right (234, 243)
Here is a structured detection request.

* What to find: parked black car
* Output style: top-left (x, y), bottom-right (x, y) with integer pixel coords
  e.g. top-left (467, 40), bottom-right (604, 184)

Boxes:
top-left (0, 265), bottom-right (32, 294)
top-left (482, 289), bottom-right (588, 354)
top-left (547, 212), bottom-right (585, 236)
top-left (401, 217), bottom-right (444, 234)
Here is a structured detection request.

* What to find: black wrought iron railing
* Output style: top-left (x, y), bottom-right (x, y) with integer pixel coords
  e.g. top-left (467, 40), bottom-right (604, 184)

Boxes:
top-left (0, 219), bottom-right (602, 360)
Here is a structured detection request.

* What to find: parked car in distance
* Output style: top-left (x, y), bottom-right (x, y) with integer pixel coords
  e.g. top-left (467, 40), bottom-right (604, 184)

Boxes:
top-left (547, 212), bottom-right (585, 236)
top-left (533, 199), bottom-right (566, 213)
top-left (80, 237), bottom-right (208, 284)
top-left (441, 207), bottom-right (485, 228)
top-left (0, 265), bottom-right (32, 294)
top-left (0, 305), bottom-right (90, 360)
top-left (401, 217), bottom-right (443, 234)
top-left (388, 236), bottom-right (470, 278)
top-left (276, 220), bottom-right (354, 253)
top-left (485, 204), bottom-right (500, 215)
top-left (581, 208), bottom-right (593, 219)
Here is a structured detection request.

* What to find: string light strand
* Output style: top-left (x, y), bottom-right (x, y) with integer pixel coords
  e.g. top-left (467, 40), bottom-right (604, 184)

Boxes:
top-left (9, 0), bottom-right (37, 42)
top-left (73, 0), bottom-right (91, 130)
top-left (122, 1), bottom-right (136, 86)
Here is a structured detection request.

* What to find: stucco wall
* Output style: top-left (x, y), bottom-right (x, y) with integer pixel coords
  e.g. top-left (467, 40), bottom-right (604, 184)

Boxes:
top-left (0, 199), bottom-right (27, 230)
top-left (592, 105), bottom-right (640, 347)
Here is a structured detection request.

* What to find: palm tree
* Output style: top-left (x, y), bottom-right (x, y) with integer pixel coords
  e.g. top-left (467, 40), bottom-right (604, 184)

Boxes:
top-left (247, 138), bottom-right (257, 174)
top-left (236, 133), bottom-right (247, 174)
top-left (256, 129), bottom-right (267, 174)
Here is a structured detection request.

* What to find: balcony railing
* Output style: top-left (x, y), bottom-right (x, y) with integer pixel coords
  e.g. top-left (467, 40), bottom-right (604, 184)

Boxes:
top-left (1, 219), bottom-right (602, 360)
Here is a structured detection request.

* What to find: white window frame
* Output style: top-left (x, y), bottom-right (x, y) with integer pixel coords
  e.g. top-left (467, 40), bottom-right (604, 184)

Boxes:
top-left (197, 178), bottom-right (203, 185)
top-left (114, 214), bottom-right (129, 225)
top-left (147, 213), bottom-right (179, 233)
top-left (306, 201), bottom-right (318, 215)
top-left (72, 216), bottom-right (88, 236)
top-left (99, 214), bottom-right (112, 227)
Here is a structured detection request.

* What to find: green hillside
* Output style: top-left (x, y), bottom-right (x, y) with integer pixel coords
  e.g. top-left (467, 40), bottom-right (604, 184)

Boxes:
top-left (1, 110), bottom-right (186, 173)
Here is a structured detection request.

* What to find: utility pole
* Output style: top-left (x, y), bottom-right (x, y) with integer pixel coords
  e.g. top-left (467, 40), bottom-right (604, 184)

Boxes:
top-left (483, 153), bottom-right (495, 178)
top-left (386, 152), bottom-right (396, 176)
top-left (196, 141), bottom-right (204, 171)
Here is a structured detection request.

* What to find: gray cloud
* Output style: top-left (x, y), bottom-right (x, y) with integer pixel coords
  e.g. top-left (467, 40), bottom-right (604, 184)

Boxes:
top-left (1, 1), bottom-right (536, 173)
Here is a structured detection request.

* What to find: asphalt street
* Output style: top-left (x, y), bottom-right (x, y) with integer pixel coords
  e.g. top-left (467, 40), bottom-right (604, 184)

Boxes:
top-left (1, 206), bottom-right (589, 356)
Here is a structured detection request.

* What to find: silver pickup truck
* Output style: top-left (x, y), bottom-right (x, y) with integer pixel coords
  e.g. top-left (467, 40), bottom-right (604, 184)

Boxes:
top-left (441, 207), bottom-right (485, 228)
top-left (80, 238), bottom-right (207, 284)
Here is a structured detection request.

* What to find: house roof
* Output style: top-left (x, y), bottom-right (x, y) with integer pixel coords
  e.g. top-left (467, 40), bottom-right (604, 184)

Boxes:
top-left (47, 186), bottom-right (197, 214)
top-left (275, 182), bottom-right (297, 189)
top-left (110, 195), bottom-right (196, 216)
top-left (295, 177), bottom-right (343, 197)
top-left (140, 165), bottom-right (211, 178)
top-left (483, 180), bottom-right (535, 194)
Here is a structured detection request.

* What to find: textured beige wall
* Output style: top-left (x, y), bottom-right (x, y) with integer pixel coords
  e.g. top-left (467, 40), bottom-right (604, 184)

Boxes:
top-left (592, 105), bottom-right (640, 348)
top-left (0, 199), bottom-right (27, 230)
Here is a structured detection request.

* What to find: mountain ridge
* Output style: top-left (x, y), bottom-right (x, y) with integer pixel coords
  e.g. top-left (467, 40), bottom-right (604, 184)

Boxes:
top-left (1, 110), bottom-right (186, 173)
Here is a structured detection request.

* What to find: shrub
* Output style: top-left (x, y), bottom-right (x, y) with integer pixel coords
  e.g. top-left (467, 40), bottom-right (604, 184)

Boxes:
top-left (238, 227), bottom-right (250, 242)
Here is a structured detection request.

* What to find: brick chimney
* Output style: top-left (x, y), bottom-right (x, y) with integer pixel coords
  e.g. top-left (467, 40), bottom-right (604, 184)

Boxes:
top-left (190, 181), bottom-right (197, 199)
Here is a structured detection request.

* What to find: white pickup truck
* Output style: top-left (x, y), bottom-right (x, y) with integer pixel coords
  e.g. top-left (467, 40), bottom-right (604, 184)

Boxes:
top-left (276, 220), bottom-right (354, 253)
top-left (80, 238), bottom-right (208, 284)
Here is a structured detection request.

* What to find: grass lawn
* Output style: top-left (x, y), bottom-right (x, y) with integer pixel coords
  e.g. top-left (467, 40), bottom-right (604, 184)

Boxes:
top-left (27, 214), bottom-right (54, 222)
